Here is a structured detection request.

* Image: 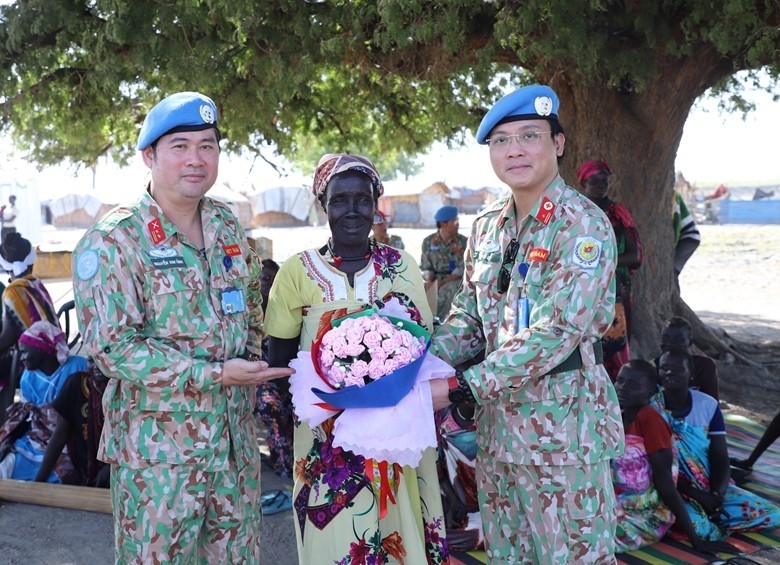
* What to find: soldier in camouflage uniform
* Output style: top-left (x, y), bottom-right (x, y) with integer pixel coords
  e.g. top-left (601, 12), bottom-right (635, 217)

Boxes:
top-left (420, 205), bottom-right (468, 321)
top-left (430, 85), bottom-right (624, 564)
top-left (72, 92), bottom-right (293, 564)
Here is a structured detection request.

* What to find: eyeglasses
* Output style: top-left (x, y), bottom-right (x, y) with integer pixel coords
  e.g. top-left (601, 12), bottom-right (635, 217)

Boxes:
top-left (497, 238), bottom-right (519, 294)
top-left (486, 131), bottom-right (552, 149)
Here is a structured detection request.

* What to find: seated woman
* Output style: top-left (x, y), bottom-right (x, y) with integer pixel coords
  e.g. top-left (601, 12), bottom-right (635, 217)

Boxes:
top-left (652, 348), bottom-right (780, 541)
top-left (0, 233), bottom-right (58, 421)
top-left (0, 321), bottom-right (88, 483)
top-left (34, 359), bottom-right (108, 487)
top-left (264, 154), bottom-right (447, 563)
top-left (612, 360), bottom-right (737, 555)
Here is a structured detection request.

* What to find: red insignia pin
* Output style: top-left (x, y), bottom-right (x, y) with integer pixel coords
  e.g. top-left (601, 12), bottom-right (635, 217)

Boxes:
top-left (528, 247), bottom-right (550, 262)
top-left (535, 197), bottom-right (555, 225)
top-left (148, 218), bottom-right (166, 245)
top-left (223, 244), bottom-right (242, 257)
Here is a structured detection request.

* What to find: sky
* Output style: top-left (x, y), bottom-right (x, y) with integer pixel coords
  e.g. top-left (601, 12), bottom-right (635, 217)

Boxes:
top-left (2, 81), bottom-right (779, 203)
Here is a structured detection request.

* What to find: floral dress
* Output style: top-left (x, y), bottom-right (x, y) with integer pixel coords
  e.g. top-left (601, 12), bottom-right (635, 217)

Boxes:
top-left (611, 405), bottom-right (677, 551)
top-left (651, 391), bottom-right (780, 541)
top-left (264, 242), bottom-right (448, 564)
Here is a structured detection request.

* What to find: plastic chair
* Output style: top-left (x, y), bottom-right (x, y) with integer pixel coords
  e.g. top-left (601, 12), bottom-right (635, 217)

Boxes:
top-left (57, 299), bottom-right (82, 352)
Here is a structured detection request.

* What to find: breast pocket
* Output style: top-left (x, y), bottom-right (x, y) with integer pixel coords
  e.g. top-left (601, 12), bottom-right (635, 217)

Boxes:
top-left (469, 259), bottom-right (502, 321)
top-left (145, 268), bottom-right (206, 339)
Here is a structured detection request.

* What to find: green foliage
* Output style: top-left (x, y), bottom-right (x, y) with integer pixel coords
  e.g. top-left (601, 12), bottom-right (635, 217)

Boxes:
top-left (0, 0), bottom-right (779, 168)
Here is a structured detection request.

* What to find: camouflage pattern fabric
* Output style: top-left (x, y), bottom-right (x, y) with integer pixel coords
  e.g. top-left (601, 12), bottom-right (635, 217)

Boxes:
top-left (72, 190), bottom-right (264, 561)
top-left (477, 454), bottom-right (617, 564)
top-left (111, 461), bottom-right (262, 564)
top-left (419, 231), bottom-right (468, 320)
top-left (432, 176), bottom-right (624, 561)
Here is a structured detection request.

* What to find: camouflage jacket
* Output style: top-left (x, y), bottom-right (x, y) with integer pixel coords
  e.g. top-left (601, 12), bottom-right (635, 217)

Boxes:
top-left (420, 231), bottom-right (468, 279)
top-left (432, 176), bottom-right (624, 466)
top-left (71, 190), bottom-right (263, 470)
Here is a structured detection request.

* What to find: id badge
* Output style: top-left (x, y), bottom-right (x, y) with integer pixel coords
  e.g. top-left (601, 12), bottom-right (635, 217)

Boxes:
top-left (516, 297), bottom-right (530, 332)
top-left (221, 288), bottom-right (246, 315)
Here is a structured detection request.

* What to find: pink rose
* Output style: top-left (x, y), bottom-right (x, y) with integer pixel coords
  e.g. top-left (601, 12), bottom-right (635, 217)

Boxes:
top-left (363, 330), bottom-right (383, 349)
top-left (344, 342), bottom-right (365, 357)
top-left (368, 359), bottom-right (387, 380)
top-left (319, 348), bottom-right (336, 368)
top-left (344, 374), bottom-right (366, 388)
top-left (351, 360), bottom-right (369, 379)
top-left (382, 336), bottom-right (402, 354)
top-left (330, 336), bottom-right (348, 358)
top-left (395, 346), bottom-right (412, 365)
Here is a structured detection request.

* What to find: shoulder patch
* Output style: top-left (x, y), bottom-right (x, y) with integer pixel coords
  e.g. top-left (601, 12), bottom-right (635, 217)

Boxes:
top-left (572, 236), bottom-right (602, 269)
top-left (75, 250), bottom-right (100, 280)
top-left (476, 196), bottom-right (506, 219)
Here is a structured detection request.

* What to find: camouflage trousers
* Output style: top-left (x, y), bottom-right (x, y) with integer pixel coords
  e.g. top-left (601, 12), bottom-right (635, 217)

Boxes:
top-left (111, 460), bottom-right (262, 564)
top-left (476, 452), bottom-right (617, 564)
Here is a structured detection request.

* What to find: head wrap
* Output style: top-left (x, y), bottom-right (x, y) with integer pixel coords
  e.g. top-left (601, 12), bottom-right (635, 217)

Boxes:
top-left (137, 91), bottom-right (220, 150)
top-left (476, 85), bottom-right (561, 145)
top-left (0, 232), bottom-right (36, 277)
top-left (312, 154), bottom-right (384, 200)
top-left (576, 160), bottom-right (612, 185)
top-left (373, 210), bottom-right (389, 225)
top-left (434, 205), bottom-right (459, 222)
top-left (19, 321), bottom-right (69, 365)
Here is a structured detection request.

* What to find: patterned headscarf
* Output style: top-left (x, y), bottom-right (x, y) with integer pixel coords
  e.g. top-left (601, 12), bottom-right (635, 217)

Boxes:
top-left (576, 160), bottom-right (612, 185)
top-left (19, 320), bottom-right (69, 365)
top-left (312, 154), bottom-right (384, 199)
top-left (0, 232), bottom-right (36, 277)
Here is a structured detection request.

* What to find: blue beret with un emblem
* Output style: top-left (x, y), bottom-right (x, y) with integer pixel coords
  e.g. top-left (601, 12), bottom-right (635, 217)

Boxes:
top-left (476, 85), bottom-right (560, 145)
top-left (137, 92), bottom-right (219, 150)
top-left (434, 205), bottom-right (459, 222)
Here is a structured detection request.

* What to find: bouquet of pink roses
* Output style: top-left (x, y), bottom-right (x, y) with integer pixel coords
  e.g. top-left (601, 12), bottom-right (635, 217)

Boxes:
top-left (289, 304), bottom-right (455, 466)
top-left (318, 314), bottom-right (426, 390)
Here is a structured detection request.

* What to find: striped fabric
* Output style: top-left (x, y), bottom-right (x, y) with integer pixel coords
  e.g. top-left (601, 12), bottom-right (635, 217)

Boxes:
top-left (450, 414), bottom-right (780, 565)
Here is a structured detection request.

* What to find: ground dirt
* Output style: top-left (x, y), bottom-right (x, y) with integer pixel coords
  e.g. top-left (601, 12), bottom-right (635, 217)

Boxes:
top-left (0, 223), bottom-right (777, 563)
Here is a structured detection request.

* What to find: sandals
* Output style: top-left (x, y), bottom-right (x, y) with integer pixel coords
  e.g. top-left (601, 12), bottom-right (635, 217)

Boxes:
top-left (261, 489), bottom-right (293, 515)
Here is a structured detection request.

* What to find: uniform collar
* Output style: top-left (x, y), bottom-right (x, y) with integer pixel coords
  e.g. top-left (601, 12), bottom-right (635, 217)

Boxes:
top-left (498, 175), bottom-right (567, 228)
top-left (138, 186), bottom-right (219, 246)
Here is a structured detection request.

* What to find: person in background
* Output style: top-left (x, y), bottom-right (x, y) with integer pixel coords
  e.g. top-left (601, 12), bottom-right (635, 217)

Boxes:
top-left (612, 360), bottom-right (737, 555)
top-left (576, 160), bottom-right (642, 381)
top-left (430, 84), bottom-right (623, 563)
top-left (0, 232), bottom-right (58, 423)
top-left (253, 258), bottom-right (294, 479)
top-left (730, 408), bottom-right (780, 481)
top-left (652, 348), bottom-right (780, 541)
top-left (370, 210), bottom-right (405, 249)
top-left (1, 195), bottom-right (18, 242)
top-left (420, 205), bottom-right (467, 321)
top-left (35, 359), bottom-right (109, 487)
top-left (656, 315), bottom-right (719, 400)
top-left (71, 91), bottom-right (293, 563)
top-left (0, 321), bottom-right (88, 484)
top-left (673, 190), bottom-right (701, 279)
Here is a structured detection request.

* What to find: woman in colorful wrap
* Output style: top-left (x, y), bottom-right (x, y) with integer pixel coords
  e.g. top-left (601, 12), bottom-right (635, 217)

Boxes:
top-left (264, 154), bottom-right (448, 564)
top-left (0, 232), bottom-right (58, 422)
top-left (612, 360), bottom-right (738, 555)
top-left (576, 160), bottom-right (642, 381)
top-left (652, 348), bottom-right (780, 541)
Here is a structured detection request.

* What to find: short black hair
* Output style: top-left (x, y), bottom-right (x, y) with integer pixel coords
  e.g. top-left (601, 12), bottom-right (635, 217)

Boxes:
top-left (621, 359), bottom-right (658, 388)
top-left (261, 258), bottom-right (280, 271)
top-left (664, 316), bottom-right (692, 332)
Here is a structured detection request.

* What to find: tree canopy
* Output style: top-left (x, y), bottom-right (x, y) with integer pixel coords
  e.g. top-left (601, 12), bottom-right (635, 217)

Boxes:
top-left (2, 0), bottom-right (779, 353)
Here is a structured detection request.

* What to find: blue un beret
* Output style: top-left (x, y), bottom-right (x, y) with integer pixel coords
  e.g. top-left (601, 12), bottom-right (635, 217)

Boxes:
top-left (476, 85), bottom-right (560, 145)
top-left (137, 92), bottom-right (219, 150)
top-left (434, 205), bottom-right (459, 222)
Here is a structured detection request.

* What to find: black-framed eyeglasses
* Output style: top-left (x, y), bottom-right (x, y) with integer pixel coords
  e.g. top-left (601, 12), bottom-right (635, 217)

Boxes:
top-left (497, 238), bottom-right (519, 294)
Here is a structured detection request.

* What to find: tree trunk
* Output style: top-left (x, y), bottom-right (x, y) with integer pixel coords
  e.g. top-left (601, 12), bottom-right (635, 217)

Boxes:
top-left (541, 53), bottom-right (736, 359)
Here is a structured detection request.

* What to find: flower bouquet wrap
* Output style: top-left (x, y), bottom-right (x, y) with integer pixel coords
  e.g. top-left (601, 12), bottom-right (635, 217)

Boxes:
top-left (289, 304), bottom-right (454, 467)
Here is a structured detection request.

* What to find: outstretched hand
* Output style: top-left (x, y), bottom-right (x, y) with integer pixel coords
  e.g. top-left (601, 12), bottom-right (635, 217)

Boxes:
top-left (222, 358), bottom-right (294, 387)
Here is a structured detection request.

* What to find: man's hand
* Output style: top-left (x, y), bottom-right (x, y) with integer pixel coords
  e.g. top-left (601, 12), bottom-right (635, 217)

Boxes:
top-left (221, 358), bottom-right (294, 387)
top-left (430, 378), bottom-right (452, 411)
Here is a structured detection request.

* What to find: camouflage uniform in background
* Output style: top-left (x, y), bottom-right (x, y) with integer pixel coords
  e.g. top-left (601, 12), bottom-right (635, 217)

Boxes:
top-left (432, 177), bottom-right (624, 564)
top-left (420, 230), bottom-right (468, 320)
top-left (72, 191), bottom-right (264, 564)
